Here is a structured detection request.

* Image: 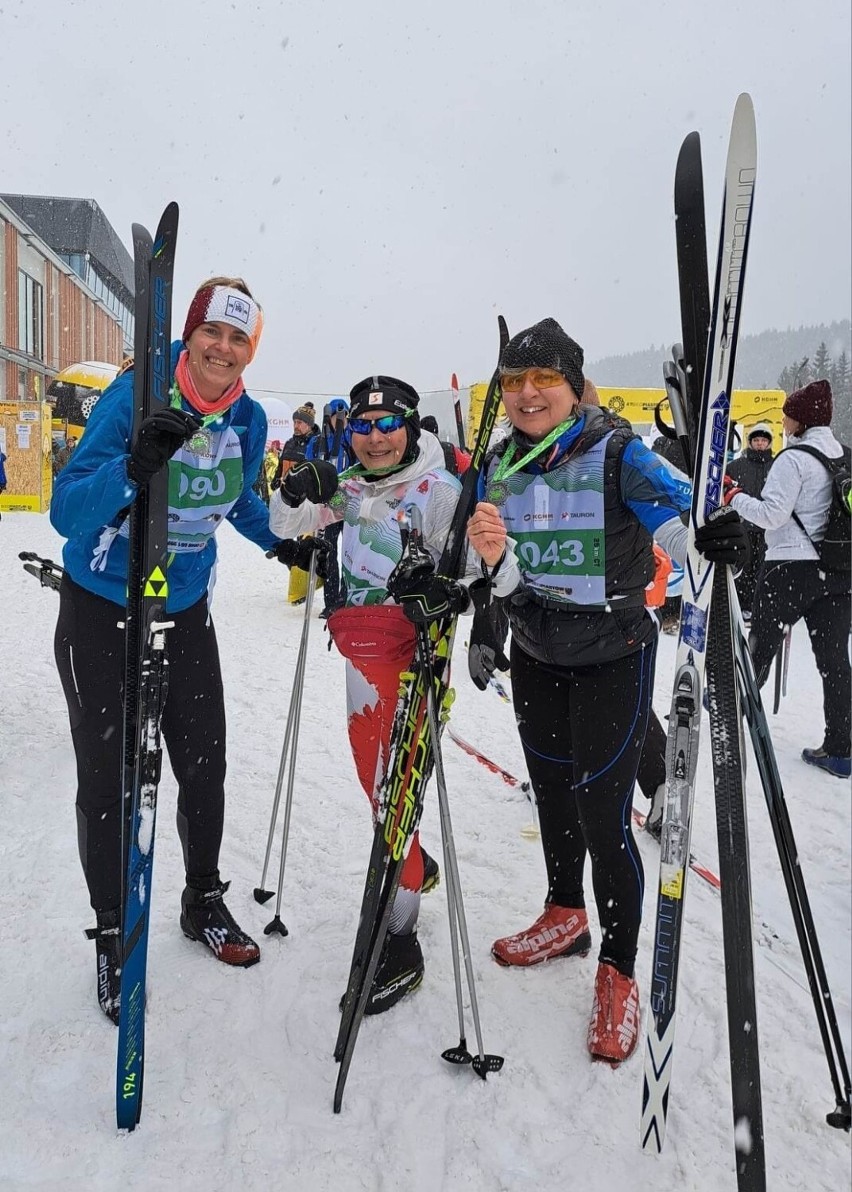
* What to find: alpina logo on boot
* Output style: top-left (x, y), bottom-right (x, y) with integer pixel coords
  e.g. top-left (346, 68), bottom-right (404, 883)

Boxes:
top-left (616, 985), bottom-right (640, 1054)
top-left (509, 914), bottom-right (581, 955)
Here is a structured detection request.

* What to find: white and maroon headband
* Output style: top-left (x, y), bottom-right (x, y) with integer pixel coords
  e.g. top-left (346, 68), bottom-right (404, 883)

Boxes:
top-left (182, 285), bottom-right (264, 361)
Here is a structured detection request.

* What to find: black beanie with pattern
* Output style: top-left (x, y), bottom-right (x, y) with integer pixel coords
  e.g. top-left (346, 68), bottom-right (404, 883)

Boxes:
top-left (500, 318), bottom-right (585, 398)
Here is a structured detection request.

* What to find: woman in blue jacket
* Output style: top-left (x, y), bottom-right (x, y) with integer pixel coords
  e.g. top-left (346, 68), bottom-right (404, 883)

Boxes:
top-left (51, 276), bottom-right (312, 1023)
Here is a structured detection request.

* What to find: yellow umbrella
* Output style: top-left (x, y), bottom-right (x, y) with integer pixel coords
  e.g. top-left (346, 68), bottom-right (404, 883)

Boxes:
top-left (50, 361), bottom-right (119, 391)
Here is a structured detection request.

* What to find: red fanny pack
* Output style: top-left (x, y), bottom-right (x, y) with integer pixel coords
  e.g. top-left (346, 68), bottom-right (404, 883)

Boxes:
top-left (327, 604), bottom-right (416, 665)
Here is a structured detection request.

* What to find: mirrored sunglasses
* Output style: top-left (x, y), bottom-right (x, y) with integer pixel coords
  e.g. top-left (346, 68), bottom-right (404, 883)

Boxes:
top-left (349, 413), bottom-right (408, 436)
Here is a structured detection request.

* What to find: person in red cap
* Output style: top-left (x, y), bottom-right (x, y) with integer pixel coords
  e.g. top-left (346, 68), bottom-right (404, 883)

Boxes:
top-left (51, 275), bottom-right (318, 1023)
top-left (724, 378), bottom-right (851, 778)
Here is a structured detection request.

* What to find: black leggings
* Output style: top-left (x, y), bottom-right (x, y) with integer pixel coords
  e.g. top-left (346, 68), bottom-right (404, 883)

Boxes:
top-left (55, 577), bottom-right (227, 912)
top-left (510, 637), bottom-right (656, 977)
top-left (749, 560), bottom-right (851, 756)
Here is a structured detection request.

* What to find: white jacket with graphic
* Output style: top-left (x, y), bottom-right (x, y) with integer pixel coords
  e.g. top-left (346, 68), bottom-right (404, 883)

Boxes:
top-left (268, 432), bottom-right (520, 605)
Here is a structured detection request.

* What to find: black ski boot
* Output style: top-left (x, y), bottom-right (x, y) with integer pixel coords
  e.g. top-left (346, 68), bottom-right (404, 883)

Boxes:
top-left (84, 909), bottom-right (122, 1025)
top-left (180, 875), bottom-right (261, 968)
top-left (420, 848), bottom-right (440, 894)
top-left (364, 931), bottom-right (424, 1015)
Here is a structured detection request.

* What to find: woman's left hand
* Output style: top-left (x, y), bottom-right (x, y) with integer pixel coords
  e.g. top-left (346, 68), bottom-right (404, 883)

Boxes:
top-left (467, 501), bottom-right (508, 568)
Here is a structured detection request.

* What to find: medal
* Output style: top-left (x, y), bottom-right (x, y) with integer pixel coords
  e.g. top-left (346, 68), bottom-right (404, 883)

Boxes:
top-left (188, 429), bottom-right (211, 453)
top-left (487, 480), bottom-right (509, 506)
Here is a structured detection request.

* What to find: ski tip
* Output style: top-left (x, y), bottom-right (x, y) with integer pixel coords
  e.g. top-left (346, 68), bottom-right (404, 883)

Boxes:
top-left (497, 314), bottom-right (509, 351)
top-left (451, 372), bottom-right (459, 390)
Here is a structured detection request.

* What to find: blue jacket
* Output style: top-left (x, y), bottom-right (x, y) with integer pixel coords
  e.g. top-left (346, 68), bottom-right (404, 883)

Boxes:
top-left (50, 341), bottom-right (278, 611)
top-left (0, 450), bottom-right (7, 487)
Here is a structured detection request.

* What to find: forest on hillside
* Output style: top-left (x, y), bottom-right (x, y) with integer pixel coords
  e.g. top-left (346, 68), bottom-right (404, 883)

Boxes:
top-left (589, 319), bottom-right (852, 442)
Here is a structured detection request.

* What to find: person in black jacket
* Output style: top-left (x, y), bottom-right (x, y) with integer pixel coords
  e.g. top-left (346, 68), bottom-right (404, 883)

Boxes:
top-left (726, 422), bottom-right (775, 616)
top-left (274, 404), bottom-right (319, 489)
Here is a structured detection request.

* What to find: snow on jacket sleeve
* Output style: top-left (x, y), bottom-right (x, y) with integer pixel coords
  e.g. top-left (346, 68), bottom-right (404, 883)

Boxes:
top-left (225, 398), bottom-right (279, 550)
top-left (729, 452), bottom-right (804, 530)
top-left (49, 371), bottom-right (140, 539)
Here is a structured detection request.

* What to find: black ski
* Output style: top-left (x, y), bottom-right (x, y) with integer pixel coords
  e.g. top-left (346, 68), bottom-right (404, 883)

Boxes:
top-left (116, 203), bottom-right (178, 1131)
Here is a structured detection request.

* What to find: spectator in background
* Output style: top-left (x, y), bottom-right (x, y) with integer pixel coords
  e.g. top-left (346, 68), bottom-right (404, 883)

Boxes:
top-left (305, 399), bottom-right (354, 618)
top-left (54, 436), bottom-right (77, 475)
top-left (0, 445), bottom-right (7, 519)
top-left (420, 414), bottom-right (471, 477)
top-left (726, 422), bottom-right (775, 618)
top-left (277, 406), bottom-right (322, 606)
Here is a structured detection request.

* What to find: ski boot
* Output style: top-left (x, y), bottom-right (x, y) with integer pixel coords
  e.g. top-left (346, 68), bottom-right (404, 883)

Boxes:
top-left (180, 876), bottom-right (261, 967)
top-left (84, 909), bottom-right (122, 1025)
top-left (492, 904), bottom-right (591, 967)
top-left (420, 848), bottom-right (441, 894)
top-left (364, 931), bottom-right (424, 1015)
top-left (587, 961), bottom-right (640, 1065)
top-left (644, 783), bottom-right (666, 841)
top-left (802, 748), bottom-right (851, 779)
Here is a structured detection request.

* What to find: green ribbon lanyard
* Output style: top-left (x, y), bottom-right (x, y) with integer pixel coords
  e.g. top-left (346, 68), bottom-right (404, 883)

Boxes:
top-left (486, 416), bottom-right (577, 504)
top-left (170, 381), bottom-right (222, 453)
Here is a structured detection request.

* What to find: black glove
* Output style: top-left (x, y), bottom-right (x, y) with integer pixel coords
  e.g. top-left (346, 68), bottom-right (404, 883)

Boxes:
top-left (127, 407), bottom-right (201, 486)
top-left (693, 507), bottom-right (749, 566)
top-left (467, 579), bottom-right (511, 690)
top-left (387, 562), bottom-right (470, 625)
top-left (280, 460), bottom-right (339, 507)
top-left (271, 535), bottom-right (331, 578)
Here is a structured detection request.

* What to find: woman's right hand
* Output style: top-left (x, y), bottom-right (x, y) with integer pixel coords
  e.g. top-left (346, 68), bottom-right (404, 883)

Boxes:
top-left (280, 460), bottom-right (339, 507)
top-left (467, 501), bottom-right (508, 568)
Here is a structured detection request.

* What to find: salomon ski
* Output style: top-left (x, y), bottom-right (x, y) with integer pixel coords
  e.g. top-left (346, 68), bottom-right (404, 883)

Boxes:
top-left (642, 97), bottom-right (761, 1182)
top-left (116, 203), bottom-right (179, 1131)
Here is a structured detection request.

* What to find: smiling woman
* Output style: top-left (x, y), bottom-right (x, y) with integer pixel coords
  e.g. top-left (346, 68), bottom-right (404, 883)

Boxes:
top-left (48, 273), bottom-right (288, 1025)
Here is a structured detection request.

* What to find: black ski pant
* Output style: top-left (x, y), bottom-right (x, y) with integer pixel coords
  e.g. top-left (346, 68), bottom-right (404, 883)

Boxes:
top-left (749, 559), bottom-right (851, 757)
top-left (510, 637), bottom-right (657, 978)
top-left (55, 576), bottom-right (227, 912)
top-left (733, 528), bottom-right (767, 614)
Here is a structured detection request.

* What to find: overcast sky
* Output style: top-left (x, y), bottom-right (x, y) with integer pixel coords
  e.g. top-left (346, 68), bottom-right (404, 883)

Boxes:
top-left (2, 0), bottom-right (849, 398)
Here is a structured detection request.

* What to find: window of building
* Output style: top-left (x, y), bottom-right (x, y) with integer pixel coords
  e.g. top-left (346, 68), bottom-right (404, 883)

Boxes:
top-left (18, 270), bottom-right (44, 360)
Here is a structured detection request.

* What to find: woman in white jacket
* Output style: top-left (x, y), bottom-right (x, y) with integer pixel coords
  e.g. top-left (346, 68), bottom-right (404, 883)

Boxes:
top-left (269, 375), bottom-right (519, 1011)
top-left (725, 379), bottom-right (850, 778)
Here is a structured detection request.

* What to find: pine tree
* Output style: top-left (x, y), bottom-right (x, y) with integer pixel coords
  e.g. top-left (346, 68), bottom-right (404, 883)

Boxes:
top-left (812, 341), bottom-right (832, 381)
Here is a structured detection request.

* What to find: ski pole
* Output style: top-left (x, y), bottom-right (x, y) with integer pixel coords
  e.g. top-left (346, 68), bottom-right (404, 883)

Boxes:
top-left (254, 549), bottom-right (319, 922)
top-left (404, 504), bottom-right (503, 1079)
top-left (730, 572), bottom-right (851, 1131)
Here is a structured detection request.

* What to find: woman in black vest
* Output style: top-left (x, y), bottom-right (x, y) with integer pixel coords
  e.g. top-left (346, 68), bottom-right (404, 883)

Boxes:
top-left (465, 317), bottom-right (746, 1065)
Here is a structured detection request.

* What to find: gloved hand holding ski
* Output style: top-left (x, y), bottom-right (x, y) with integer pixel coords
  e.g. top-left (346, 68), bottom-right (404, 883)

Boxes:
top-left (693, 506), bottom-right (749, 565)
top-left (127, 407), bottom-right (201, 485)
top-left (467, 579), bottom-right (510, 690)
top-left (388, 561), bottom-right (470, 624)
top-left (280, 460), bottom-right (339, 507)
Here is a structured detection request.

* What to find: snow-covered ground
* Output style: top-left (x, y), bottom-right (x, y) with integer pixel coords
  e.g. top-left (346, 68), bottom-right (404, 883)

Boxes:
top-left (1, 512), bottom-right (849, 1192)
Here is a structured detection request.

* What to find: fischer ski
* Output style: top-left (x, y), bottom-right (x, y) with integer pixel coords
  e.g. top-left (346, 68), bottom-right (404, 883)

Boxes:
top-left (642, 97), bottom-right (763, 1189)
top-left (333, 318), bottom-right (508, 1113)
top-left (116, 203), bottom-right (179, 1131)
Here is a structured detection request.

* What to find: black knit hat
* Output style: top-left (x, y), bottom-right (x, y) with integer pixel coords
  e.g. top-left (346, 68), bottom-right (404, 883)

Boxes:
top-left (349, 375), bottom-right (420, 420)
top-left (501, 318), bottom-right (585, 398)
